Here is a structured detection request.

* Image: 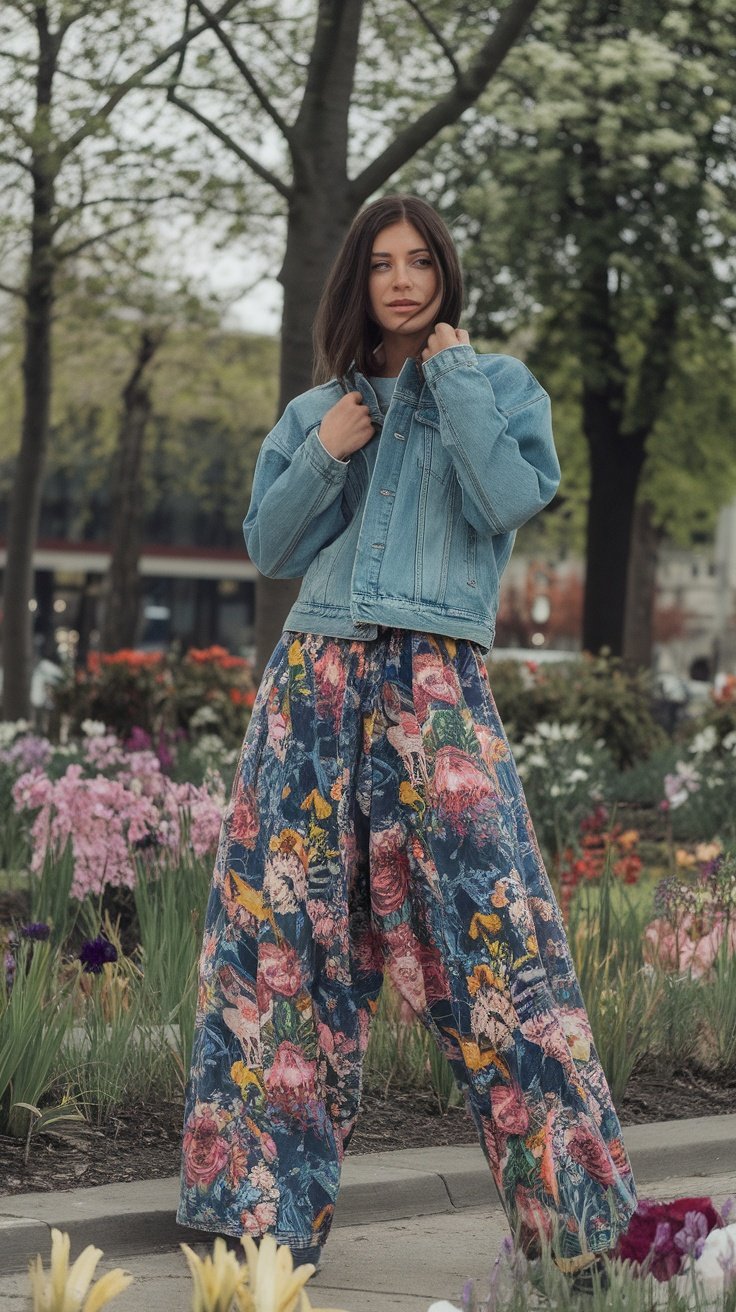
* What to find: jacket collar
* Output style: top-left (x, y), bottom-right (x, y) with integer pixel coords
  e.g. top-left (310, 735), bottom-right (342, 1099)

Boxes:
top-left (342, 354), bottom-right (426, 418)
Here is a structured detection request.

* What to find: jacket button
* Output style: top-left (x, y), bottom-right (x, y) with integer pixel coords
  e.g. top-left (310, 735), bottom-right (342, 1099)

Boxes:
top-left (379, 488), bottom-right (393, 496)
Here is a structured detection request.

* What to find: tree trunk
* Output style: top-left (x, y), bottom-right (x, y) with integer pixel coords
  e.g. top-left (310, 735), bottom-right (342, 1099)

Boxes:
top-left (622, 499), bottom-right (661, 669)
top-left (2, 177), bottom-right (56, 716)
top-left (253, 4), bottom-right (363, 678)
top-left (582, 428), bottom-right (646, 655)
top-left (100, 329), bottom-right (162, 652)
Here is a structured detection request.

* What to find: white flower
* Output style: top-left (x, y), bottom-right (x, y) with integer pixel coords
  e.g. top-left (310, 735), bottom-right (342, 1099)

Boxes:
top-left (722, 731), bottom-right (736, 754)
top-left (527, 752), bottom-right (547, 769)
top-left (81, 719), bottom-right (107, 738)
top-left (0, 718), bottom-right (30, 746)
top-left (576, 752), bottom-right (593, 766)
top-left (567, 769), bottom-right (588, 784)
top-left (190, 706), bottom-right (220, 730)
top-left (549, 784), bottom-right (562, 797)
top-left (675, 1222), bottom-right (736, 1307)
top-left (427, 1304), bottom-right (462, 1312)
top-left (689, 726), bottom-right (718, 757)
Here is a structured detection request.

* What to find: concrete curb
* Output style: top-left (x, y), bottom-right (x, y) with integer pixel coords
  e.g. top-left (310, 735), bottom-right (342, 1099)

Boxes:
top-left (1, 1114), bottom-right (734, 1275)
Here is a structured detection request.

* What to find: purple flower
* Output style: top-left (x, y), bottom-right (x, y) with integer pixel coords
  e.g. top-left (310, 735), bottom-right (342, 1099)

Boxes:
top-left (675, 1210), bottom-right (709, 1259)
top-left (125, 726), bottom-right (152, 751)
top-left (4, 949), bottom-right (15, 989)
top-left (79, 935), bottom-right (117, 974)
top-left (20, 922), bottom-right (51, 941)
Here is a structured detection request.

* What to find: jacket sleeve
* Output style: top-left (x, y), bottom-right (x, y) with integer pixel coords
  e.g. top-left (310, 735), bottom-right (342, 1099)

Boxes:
top-left (243, 403), bottom-right (352, 578)
top-left (422, 344), bottom-right (561, 535)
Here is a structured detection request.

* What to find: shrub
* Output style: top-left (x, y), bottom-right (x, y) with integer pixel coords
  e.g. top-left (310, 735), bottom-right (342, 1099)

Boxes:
top-left (49, 645), bottom-right (256, 747)
top-left (488, 651), bottom-right (667, 768)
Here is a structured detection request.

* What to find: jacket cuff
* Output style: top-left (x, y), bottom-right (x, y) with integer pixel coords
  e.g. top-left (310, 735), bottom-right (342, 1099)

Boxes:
top-left (315, 426), bottom-right (350, 465)
top-left (421, 342), bottom-right (478, 383)
top-left (304, 426), bottom-right (350, 482)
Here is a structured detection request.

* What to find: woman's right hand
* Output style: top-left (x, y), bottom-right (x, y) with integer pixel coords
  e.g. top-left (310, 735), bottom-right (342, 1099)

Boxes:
top-left (317, 392), bottom-right (376, 462)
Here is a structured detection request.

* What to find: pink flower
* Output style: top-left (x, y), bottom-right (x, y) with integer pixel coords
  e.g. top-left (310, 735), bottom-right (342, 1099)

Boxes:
top-left (370, 824), bottom-right (411, 918)
top-left (643, 914), bottom-right (736, 979)
top-left (312, 644), bottom-right (347, 728)
top-left (240, 1201), bottom-right (278, 1236)
top-left (229, 782), bottom-right (260, 849)
top-left (411, 652), bottom-right (460, 721)
top-left (258, 941), bottom-right (303, 998)
top-left (182, 1104), bottom-right (230, 1188)
top-left (265, 1041), bottom-right (317, 1113)
top-left (491, 1082), bottom-right (530, 1134)
top-left (431, 746), bottom-right (494, 826)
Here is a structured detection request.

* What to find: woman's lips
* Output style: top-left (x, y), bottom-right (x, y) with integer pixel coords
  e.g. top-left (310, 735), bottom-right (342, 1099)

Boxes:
top-left (388, 302), bottom-right (420, 311)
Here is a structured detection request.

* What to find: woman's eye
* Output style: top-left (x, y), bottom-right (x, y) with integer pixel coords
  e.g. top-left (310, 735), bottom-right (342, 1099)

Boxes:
top-left (371, 258), bottom-right (433, 270)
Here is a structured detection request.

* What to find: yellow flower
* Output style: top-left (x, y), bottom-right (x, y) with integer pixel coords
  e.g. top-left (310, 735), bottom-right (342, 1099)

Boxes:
top-left (398, 781), bottom-right (422, 808)
top-left (617, 829), bottom-right (640, 852)
top-left (675, 848), bottom-right (697, 869)
top-left (181, 1237), bottom-right (246, 1312)
top-left (231, 1061), bottom-right (265, 1097)
top-left (28, 1228), bottom-right (132, 1312)
top-left (287, 639), bottom-right (304, 667)
top-left (300, 789), bottom-right (332, 819)
top-left (695, 840), bottom-right (722, 863)
top-left (233, 1234), bottom-right (347, 1312)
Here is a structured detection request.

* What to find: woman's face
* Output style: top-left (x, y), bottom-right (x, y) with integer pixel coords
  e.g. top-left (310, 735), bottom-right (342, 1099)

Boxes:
top-left (367, 219), bottom-right (442, 344)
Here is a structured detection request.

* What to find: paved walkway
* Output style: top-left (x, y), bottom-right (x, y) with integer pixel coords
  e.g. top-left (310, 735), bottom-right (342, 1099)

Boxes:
top-left (1, 1115), bottom-right (734, 1311)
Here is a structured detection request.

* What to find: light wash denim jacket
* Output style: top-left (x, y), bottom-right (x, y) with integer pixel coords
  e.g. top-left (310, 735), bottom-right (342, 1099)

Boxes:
top-left (243, 343), bottom-right (560, 653)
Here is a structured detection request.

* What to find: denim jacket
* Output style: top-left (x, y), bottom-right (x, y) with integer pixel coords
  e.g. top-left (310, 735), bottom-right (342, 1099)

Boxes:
top-left (243, 343), bottom-right (560, 653)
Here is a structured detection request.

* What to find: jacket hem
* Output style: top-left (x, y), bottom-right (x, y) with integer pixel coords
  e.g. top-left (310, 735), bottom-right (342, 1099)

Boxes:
top-left (282, 598), bottom-right (495, 653)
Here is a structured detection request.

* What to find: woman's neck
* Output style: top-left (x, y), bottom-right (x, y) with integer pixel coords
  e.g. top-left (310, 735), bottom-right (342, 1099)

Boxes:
top-left (371, 336), bottom-right (423, 378)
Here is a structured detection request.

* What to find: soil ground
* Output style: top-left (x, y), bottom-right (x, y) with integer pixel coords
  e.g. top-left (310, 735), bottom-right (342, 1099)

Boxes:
top-left (1, 1058), bottom-right (734, 1198)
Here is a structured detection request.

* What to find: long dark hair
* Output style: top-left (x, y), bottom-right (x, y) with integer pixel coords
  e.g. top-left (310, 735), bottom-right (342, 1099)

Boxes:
top-left (312, 194), bottom-right (464, 387)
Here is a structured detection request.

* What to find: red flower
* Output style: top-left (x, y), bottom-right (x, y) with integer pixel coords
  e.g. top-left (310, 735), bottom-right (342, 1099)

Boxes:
top-left (566, 1123), bottom-right (616, 1185)
top-left (182, 1105), bottom-right (229, 1188)
top-left (614, 1197), bottom-right (723, 1282)
top-left (370, 825), bottom-right (411, 918)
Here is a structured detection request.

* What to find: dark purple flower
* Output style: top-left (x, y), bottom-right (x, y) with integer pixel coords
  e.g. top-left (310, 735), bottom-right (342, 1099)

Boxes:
top-left (125, 725), bottom-right (151, 751)
top-left (79, 935), bottom-right (117, 974)
top-left (20, 922), bottom-right (51, 941)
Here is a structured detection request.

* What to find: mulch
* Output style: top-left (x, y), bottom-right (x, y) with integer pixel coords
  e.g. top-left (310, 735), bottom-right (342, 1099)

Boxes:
top-left (1, 1058), bottom-right (734, 1198)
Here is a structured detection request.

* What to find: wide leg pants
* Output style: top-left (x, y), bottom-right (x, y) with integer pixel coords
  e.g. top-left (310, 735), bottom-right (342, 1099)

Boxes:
top-left (177, 627), bottom-right (637, 1264)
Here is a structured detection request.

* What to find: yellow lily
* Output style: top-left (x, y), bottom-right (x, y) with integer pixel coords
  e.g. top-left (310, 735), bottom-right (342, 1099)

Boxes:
top-left (28, 1228), bottom-right (132, 1311)
top-left (180, 1237), bottom-right (246, 1312)
top-left (234, 1234), bottom-right (346, 1312)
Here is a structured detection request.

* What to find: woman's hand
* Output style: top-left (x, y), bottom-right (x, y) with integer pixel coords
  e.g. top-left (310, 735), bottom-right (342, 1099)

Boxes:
top-left (421, 323), bottom-right (471, 363)
top-left (317, 391), bottom-right (376, 461)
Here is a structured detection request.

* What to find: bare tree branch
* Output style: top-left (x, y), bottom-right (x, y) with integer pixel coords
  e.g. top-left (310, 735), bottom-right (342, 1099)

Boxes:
top-left (58, 0), bottom-right (241, 160)
top-left (56, 216), bottom-right (150, 260)
top-left (167, 87), bottom-right (292, 198)
top-left (190, 0), bottom-right (295, 143)
top-left (402, 0), bottom-right (461, 81)
top-left (0, 279), bottom-right (23, 297)
top-left (350, 0), bottom-right (542, 203)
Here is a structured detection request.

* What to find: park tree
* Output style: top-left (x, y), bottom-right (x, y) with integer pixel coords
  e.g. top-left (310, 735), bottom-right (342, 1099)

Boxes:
top-left (0, 0), bottom-right (239, 717)
top-left (395, 0), bottom-right (736, 660)
top-left (166, 0), bottom-right (545, 671)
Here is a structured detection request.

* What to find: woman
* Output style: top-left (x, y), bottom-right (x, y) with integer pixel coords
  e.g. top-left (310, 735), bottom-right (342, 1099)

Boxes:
top-left (177, 194), bottom-right (637, 1280)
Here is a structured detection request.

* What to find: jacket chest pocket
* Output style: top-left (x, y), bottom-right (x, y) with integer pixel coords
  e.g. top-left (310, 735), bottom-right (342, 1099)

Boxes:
top-left (415, 418), bottom-right (452, 485)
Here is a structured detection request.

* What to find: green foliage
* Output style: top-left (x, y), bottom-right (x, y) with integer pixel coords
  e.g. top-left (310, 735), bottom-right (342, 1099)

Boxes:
top-left (29, 840), bottom-right (79, 948)
top-left (568, 860), bottom-right (659, 1104)
top-left (132, 848), bottom-right (212, 1080)
top-left (0, 942), bottom-right (76, 1138)
top-left (489, 653), bottom-right (667, 768)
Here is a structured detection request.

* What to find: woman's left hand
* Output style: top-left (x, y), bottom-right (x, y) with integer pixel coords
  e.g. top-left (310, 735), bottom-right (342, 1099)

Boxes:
top-left (421, 323), bottom-right (471, 362)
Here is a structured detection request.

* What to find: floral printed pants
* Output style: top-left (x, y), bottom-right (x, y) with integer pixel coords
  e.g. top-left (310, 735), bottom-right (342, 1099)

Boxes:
top-left (177, 627), bottom-right (637, 1265)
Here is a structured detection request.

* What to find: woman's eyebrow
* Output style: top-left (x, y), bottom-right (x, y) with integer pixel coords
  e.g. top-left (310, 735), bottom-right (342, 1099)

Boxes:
top-left (371, 247), bottom-right (431, 256)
